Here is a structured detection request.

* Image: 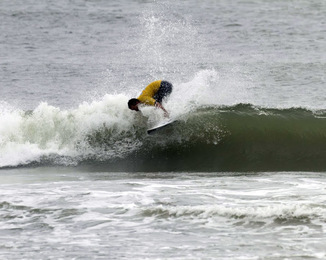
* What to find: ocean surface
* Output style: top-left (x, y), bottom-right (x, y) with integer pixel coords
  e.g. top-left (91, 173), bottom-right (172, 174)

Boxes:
top-left (1, 0), bottom-right (326, 259)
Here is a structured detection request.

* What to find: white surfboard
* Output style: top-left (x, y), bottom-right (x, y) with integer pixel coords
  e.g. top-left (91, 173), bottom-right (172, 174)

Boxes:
top-left (147, 119), bottom-right (176, 134)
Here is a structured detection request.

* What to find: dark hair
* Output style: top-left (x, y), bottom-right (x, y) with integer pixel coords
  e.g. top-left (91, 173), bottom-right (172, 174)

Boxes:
top-left (128, 98), bottom-right (139, 109)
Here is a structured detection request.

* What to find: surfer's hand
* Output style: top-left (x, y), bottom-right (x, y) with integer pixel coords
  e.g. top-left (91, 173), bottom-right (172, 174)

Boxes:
top-left (155, 102), bottom-right (169, 118)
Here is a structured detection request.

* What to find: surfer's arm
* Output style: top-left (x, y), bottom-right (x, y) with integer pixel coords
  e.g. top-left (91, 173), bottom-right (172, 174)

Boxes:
top-left (138, 96), bottom-right (156, 106)
top-left (155, 102), bottom-right (169, 118)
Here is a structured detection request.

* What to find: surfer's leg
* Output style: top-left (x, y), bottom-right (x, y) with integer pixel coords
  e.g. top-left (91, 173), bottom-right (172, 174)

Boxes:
top-left (154, 81), bottom-right (173, 103)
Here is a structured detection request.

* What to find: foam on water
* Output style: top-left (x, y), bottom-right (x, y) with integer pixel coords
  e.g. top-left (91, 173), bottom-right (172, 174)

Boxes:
top-left (0, 94), bottom-right (140, 167)
top-left (1, 171), bottom-right (326, 259)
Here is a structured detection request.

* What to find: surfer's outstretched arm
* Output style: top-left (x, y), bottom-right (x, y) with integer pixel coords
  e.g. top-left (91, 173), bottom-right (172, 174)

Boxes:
top-left (155, 102), bottom-right (169, 118)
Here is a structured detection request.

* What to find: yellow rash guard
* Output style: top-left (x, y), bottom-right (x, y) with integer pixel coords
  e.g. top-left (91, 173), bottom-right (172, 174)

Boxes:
top-left (137, 80), bottom-right (162, 106)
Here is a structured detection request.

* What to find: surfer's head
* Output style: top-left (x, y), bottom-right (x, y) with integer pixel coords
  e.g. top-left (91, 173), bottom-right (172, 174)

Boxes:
top-left (128, 98), bottom-right (140, 111)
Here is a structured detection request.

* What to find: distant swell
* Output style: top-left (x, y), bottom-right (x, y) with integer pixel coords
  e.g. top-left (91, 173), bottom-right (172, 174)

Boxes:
top-left (142, 204), bottom-right (326, 222)
top-left (2, 102), bottom-right (326, 171)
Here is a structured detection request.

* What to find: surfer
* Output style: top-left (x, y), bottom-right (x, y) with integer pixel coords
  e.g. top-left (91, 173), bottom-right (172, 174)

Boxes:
top-left (128, 80), bottom-right (173, 117)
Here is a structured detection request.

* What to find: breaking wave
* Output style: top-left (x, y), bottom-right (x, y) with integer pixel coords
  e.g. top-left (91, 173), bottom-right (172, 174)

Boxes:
top-left (1, 97), bottom-right (326, 171)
